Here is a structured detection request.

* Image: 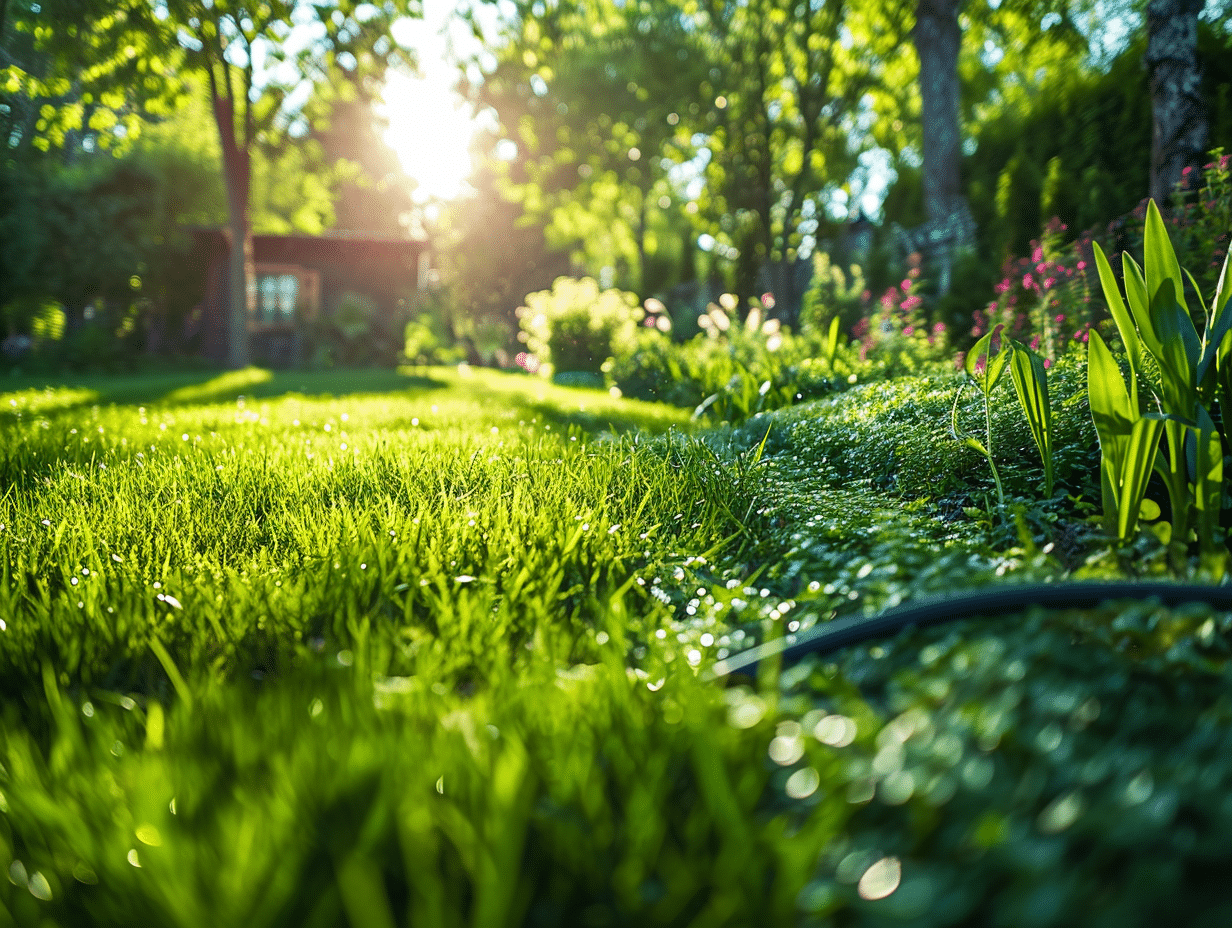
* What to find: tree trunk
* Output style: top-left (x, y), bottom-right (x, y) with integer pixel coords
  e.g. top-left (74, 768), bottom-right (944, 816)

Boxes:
top-left (224, 178), bottom-right (252, 369)
top-left (1146, 0), bottom-right (1207, 205)
top-left (914, 0), bottom-right (964, 226)
top-left (212, 96), bottom-right (251, 369)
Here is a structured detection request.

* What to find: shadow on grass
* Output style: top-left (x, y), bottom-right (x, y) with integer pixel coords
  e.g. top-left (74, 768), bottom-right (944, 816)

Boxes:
top-left (1, 367), bottom-right (449, 416)
top-left (1, 365), bottom-right (694, 437)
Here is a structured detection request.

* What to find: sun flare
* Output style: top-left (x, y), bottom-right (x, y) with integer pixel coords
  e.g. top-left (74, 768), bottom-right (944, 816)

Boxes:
top-left (380, 69), bottom-right (477, 203)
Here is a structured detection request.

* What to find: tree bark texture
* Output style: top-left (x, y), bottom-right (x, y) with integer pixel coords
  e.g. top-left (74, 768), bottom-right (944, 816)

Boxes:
top-left (914, 0), bottom-right (964, 225)
top-left (210, 77), bottom-right (252, 370)
top-left (1146, 0), bottom-right (1207, 205)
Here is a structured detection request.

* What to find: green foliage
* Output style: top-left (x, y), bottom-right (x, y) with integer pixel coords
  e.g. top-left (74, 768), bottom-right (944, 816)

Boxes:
top-left (1092, 200), bottom-right (1230, 563)
top-left (517, 277), bottom-right (643, 376)
top-left (799, 251), bottom-right (868, 341)
top-left (309, 291), bottom-right (404, 369)
top-left (952, 328), bottom-right (1011, 511)
top-left (852, 259), bottom-right (951, 377)
top-left (1008, 338), bottom-right (1055, 498)
top-left (608, 297), bottom-right (850, 422)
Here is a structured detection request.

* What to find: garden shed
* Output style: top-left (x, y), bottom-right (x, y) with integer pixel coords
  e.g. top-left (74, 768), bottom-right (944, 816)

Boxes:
top-left (188, 229), bottom-right (430, 367)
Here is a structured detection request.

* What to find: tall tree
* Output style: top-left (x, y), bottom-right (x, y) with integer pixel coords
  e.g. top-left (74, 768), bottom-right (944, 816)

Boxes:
top-left (914, 0), bottom-right (963, 227)
top-left (694, 0), bottom-right (893, 320)
top-left (6, 0), bottom-right (419, 367)
top-left (1146, 0), bottom-right (1207, 203)
top-left (465, 0), bottom-right (707, 295)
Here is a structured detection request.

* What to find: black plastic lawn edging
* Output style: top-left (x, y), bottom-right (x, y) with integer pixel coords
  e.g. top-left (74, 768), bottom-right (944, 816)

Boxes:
top-left (708, 581), bottom-right (1232, 682)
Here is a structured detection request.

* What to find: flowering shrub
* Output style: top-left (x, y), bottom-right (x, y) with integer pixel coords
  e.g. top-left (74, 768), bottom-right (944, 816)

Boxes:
top-left (516, 277), bottom-right (642, 376)
top-left (971, 218), bottom-right (1096, 367)
top-left (608, 294), bottom-right (848, 421)
top-left (972, 151), bottom-right (1232, 370)
top-left (1171, 149), bottom-right (1232, 298)
top-left (851, 253), bottom-right (950, 375)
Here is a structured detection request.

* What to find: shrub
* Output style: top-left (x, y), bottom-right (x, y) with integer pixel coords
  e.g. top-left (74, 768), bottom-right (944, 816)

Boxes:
top-left (609, 295), bottom-right (850, 422)
top-left (851, 254), bottom-right (951, 376)
top-left (516, 277), bottom-right (642, 377)
top-left (799, 251), bottom-right (867, 340)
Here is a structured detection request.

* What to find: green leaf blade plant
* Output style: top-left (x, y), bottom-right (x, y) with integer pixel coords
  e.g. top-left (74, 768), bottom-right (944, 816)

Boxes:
top-left (1008, 339), bottom-right (1054, 498)
top-left (1144, 199), bottom-right (1192, 319)
top-left (1090, 198), bottom-right (1229, 562)
top-left (1088, 328), bottom-right (1146, 539)
top-left (824, 316), bottom-right (841, 368)
top-left (1092, 240), bottom-right (1142, 409)
top-left (954, 328), bottom-right (1009, 514)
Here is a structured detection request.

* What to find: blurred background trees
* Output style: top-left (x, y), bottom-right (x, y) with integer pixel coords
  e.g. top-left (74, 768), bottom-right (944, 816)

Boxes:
top-left (3, 0), bottom-right (1232, 371)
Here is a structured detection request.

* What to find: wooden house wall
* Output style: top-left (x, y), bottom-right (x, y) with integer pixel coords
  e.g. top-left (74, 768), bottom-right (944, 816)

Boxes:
top-left (191, 231), bottom-right (425, 365)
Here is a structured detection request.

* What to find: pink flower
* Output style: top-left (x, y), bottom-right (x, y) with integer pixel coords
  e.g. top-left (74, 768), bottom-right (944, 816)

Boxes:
top-left (1030, 334), bottom-right (1041, 351)
top-left (903, 325), bottom-right (915, 336)
top-left (1022, 274), bottom-right (1034, 290)
top-left (1043, 278), bottom-right (1056, 289)
top-left (1055, 314), bottom-right (1066, 324)
top-left (901, 279), bottom-right (912, 292)
top-left (901, 295), bottom-right (922, 311)
top-left (1031, 245), bottom-right (1044, 264)
top-left (1076, 261), bottom-right (1086, 271)
top-left (1043, 358), bottom-right (1053, 369)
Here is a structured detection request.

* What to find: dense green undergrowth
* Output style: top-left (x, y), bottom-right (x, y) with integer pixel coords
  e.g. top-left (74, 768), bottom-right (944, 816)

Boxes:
top-left (1, 365), bottom-right (1229, 927)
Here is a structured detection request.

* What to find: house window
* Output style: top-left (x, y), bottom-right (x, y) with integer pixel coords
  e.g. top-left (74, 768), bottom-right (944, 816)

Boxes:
top-left (249, 265), bottom-right (319, 330)
top-left (256, 273), bottom-right (298, 325)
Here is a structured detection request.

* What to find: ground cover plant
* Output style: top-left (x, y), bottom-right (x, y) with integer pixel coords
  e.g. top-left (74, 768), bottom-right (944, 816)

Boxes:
top-left (5, 337), bottom-right (1232, 927)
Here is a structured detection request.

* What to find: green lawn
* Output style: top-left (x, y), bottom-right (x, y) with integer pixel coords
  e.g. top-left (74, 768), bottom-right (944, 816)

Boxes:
top-left (2, 366), bottom-right (1231, 927)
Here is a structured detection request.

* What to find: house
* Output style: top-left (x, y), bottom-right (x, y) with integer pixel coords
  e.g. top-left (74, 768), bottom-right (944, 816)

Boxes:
top-left (189, 228), bottom-right (430, 367)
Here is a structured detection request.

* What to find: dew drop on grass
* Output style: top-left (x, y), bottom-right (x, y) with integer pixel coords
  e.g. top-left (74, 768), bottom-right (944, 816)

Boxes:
top-left (1038, 791), bottom-right (1084, 834)
top-left (786, 767), bottom-right (820, 799)
top-left (136, 824), bottom-right (162, 847)
top-left (814, 715), bottom-right (857, 747)
top-left (1124, 770), bottom-right (1153, 805)
top-left (769, 735), bottom-right (805, 765)
top-left (127, 849), bottom-right (141, 868)
top-left (858, 857), bottom-right (901, 900)
top-left (27, 870), bottom-right (52, 900)
top-left (727, 695), bottom-right (766, 729)
top-left (9, 860), bottom-right (27, 886)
